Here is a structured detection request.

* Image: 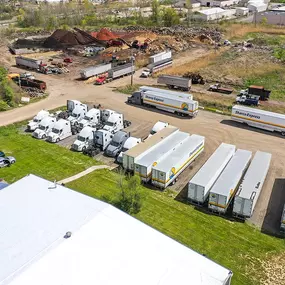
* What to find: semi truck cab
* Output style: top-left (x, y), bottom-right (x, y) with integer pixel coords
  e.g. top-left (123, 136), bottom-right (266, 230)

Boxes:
top-left (71, 126), bottom-right (96, 152)
top-left (47, 119), bottom-right (72, 143)
top-left (105, 131), bottom-right (130, 157)
top-left (32, 116), bottom-right (56, 139)
top-left (127, 92), bottom-right (143, 105)
top-left (27, 110), bottom-right (50, 131)
top-left (78, 108), bottom-right (101, 130)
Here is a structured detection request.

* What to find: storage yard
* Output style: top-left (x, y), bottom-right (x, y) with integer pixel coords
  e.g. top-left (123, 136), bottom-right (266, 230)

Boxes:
top-left (2, 24), bottom-right (285, 285)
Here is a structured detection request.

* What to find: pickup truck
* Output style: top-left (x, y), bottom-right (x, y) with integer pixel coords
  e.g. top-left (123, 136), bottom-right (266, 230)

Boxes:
top-left (209, 83), bottom-right (233, 94)
top-left (236, 95), bottom-right (258, 106)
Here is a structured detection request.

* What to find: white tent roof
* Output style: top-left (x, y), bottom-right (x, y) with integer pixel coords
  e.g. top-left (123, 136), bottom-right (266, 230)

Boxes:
top-left (0, 174), bottom-right (232, 285)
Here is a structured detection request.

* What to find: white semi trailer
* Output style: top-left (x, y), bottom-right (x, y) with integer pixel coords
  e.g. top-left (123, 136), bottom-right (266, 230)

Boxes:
top-left (139, 86), bottom-right (193, 100)
top-left (233, 151), bottom-right (271, 219)
top-left (231, 105), bottom-right (285, 136)
top-left (188, 143), bottom-right (236, 204)
top-left (123, 126), bottom-right (178, 171)
top-left (152, 134), bottom-right (205, 189)
top-left (15, 56), bottom-right (41, 70)
top-left (149, 51), bottom-right (172, 64)
top-left (208, 149), bottom-right (252, 214)
top-left (128, 90), bottom-right (199, 117)
top-left (135, 131), bottom-right (189, 182)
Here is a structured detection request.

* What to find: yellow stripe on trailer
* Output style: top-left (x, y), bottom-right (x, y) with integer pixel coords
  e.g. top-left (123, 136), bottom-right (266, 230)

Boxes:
top-left (152, 146), bottom-right (204, 184)
top-left (232, 114), bottom-right (285, 129)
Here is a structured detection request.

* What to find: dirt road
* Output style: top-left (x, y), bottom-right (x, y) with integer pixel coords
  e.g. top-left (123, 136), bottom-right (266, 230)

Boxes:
top-left (1, 55), bottom-right (285, 234)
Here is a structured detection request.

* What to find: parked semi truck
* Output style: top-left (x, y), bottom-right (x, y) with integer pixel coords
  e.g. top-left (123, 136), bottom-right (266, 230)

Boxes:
top-left (231, 105), bottom-right (285, 136)
top-left (141, 58), bottom-right (173, 78)
top-left (152, 134), bottom-right (205, 189)
top-left (78, 108), bottom-right (101, 130)
top-left (47, 119), bottom-right (72, 143)
top-left (123, 126), bottom-right (178, 171)
top-left (188, 143), bottom-right (236, 204)
top-left (80, 63), bottom-right (112, 79)
top-left (157, 75), bottom-right (191, 91)
top-left (208, 149), bottom-right (252, 214)
top-left (105, 131), bottom-right (130, 157)
top-left (32, 116), bottom-right (56, 139)
top-left (68, 104), bottom-right (88, 126)
top-left (103, 112), bottom-right (124, 134)
top-left (135, 131), bottom-right (189, 182)
top-left (95, 63), bottom-right (135, 84)
top-left (233, 151), bottom-right (271, 219)
top-left (139, 86), bottom-right (193, 100)
top-left (27, 110), bottom-right (50, 131)
top-left (71, 126), bottom-right (96, 152)
top-left (128, 90), bottom-right (199, 117)
top-left (15, 56), bottom-right (42, 70)
top-left (117, 136), bottom-right (142, 164)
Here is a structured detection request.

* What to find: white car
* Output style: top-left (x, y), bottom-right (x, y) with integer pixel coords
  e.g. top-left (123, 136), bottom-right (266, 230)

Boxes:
top-left (0, 156), bottom-right (16, 168)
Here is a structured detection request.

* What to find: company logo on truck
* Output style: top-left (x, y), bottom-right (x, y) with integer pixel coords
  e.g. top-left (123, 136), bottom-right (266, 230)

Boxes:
top-left (235, 110), bottom-right (260, 120)
top-left (181, 103), bottom-right (189, 111)
top-left (145, 94), bottom-right (164, 103)
top-left (170, 167), bottom-right (176, 178)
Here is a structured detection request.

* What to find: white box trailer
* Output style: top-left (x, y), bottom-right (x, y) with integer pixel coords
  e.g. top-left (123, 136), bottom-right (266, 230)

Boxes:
top-left (188, 143), bottom-right (236, 204)
top-left (128, 91), bottom-right (199, 117)
top-left (233, 151), bottom-right (271, 219)
top-left (231, 105), bottom-right (285, 135)
top-left (122, 126), bottom-right (178, 171)
top-left (149, 51), bottom-right (172, 64)
top-left (80, 63), bottom-right (112, 79)
top-left (208, 149), bottom-right (252, 214)
top-left (152, 134), bottom-right (205, 188)
top-left (157, 75), bottom-right (192, 91)
top-left (280, 204), bottom-right (285, 233)
top-left (110, 64), bottom-right (135, 79)
top-left (135, 131), bottom-right (189, 182)
top-left (139, 86), bottom-right (193, 100)
top-left (16, 56), bottom-right (41, 70)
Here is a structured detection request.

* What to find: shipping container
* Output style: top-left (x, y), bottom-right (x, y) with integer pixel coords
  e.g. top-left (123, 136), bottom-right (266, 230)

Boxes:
top-left (188, 143), bottom-right (236, 204)
top-left (139, 86), bottom-right (193, 100)
top-left (149, 51), bottom-right (172, 64)
top-left (233, 151), bottom-right (271, 219)
top-left (80, 63), bottom-right (112, 79)
top-left (128, 90), bottom-right (199, 117)
top-left (208, 149), bottom-right (252, 214)
top-left (280, 204), bottom-right (285, 233)
top-left (15, 56), bottom-right (42, 70)
top-left (135, 131), bottom-right (189, 182)
top-left (122, 126), bottom-right (178, 171)
top-left (157, 75), bottom-right (192, 91)
top-left (231, 105), bottom-right (285, 135)
top-left (152, 134), bottom-right (205, 188)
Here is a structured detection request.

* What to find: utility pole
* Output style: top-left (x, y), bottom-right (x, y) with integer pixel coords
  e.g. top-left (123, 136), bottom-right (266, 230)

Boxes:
top-left (130, 48), bottom-right (134, 86)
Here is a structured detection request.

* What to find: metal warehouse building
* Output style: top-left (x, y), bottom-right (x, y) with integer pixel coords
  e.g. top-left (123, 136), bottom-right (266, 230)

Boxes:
top-left (0, 174), bottom-right (233, 285)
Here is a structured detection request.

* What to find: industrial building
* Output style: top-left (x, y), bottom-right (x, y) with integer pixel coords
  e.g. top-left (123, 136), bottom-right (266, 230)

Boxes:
top-left (198, 0), bottom-right (240, 7)
top-left (197, 7), bottom-right (236, 20)
top-left (0, 174), bottom-right (233, 285)
top-left (247, 0), bottom-right (268, 12)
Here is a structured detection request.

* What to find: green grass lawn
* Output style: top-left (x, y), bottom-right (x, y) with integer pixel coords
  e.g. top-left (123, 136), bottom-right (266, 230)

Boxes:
top-left (0, 124), bottom-right (99, 183)
top-left (67, 169), bottom-right (285, 285)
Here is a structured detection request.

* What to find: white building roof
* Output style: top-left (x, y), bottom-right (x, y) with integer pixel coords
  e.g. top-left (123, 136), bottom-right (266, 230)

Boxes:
top-left (0, 174), bottom-right (232, 285)
top-left (200, 8), bottom-right (226, 15)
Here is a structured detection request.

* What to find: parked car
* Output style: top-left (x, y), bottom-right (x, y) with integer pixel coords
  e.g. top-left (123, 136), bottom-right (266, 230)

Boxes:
top-left (0, 151), bottom-right (5, 157)
top-left (0, 156), bottom-right (16, 168)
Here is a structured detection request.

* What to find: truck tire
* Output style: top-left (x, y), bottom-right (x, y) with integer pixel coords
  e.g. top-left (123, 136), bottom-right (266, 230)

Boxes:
top-left (281, 132), bottom-right (285, 136)
top-left (56, 138), bottom-right (60, 143)
top-left (42, 134), bottom-right (46, 139)
top-left (82, 146), bottom-right (86, 152)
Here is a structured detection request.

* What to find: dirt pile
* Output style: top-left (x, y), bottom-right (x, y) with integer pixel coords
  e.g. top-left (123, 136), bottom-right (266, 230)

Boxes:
top-left (90, 28), bottom-right (118, 41)
top-left (43, 29), bottom-right (101, 48)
